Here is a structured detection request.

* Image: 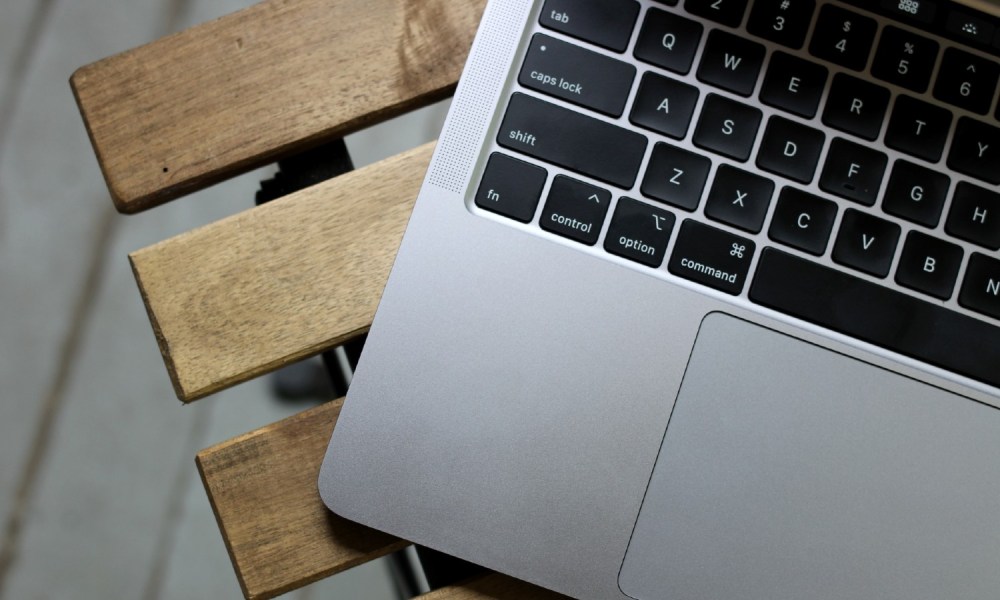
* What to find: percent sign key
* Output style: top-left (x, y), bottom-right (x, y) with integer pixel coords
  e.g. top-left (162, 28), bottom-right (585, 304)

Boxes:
top-left (668, 220), bottom-right (757, 295)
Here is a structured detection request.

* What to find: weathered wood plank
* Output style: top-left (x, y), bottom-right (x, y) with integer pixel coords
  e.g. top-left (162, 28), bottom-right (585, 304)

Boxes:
top-left (196, 398), bottom-right (409, 600)
top-left (71, 0), bottom-right (484, 213)
top-left (418, 574), bottom-right (569, 599)
top-left (130, 143), bottom-right (430, 402)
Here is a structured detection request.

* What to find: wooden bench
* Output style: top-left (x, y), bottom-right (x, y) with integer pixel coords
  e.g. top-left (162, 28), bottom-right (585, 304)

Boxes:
top-left (71, 1), bottom-right (569, 598)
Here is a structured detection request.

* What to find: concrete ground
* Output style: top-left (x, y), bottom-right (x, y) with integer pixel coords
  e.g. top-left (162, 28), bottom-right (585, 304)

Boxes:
top-left (0, 0), bottom-right (447, 597)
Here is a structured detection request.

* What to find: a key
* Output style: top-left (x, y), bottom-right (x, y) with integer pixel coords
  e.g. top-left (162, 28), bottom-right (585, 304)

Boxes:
top-left (933, 48), bottom-right (1000, 115)
top-left (871, 26), bottom-right (939, 93)
top-left (692, 94), bottom-right (763, 161)
top-left (750, 248), bottom-right (1000, 389)
top-left (604, 197), bottom-right (676, 267)
top-left (822, 73), bottom-right (891, 141)
top-left (881, 160), bottom-right (950, 228)
top-left (895, 231), bottom-right (964, 300)
top-left (684, 0), bottom-right (749, 28)
top-left (497, 93), bottom-right (648, 189)
top-left (819, 138), bottom-right (888, 207)
top-left (539, 0), bottom-right (641, 53)
top-left (668, 220), bottom-right (756, 295)
top-left (518, 35), bottom-right (636, 118)
top-left (947, 117), bottom-right (1000, 185)
top-left (832, 209), bottom-right (902, 278)
top-left (809, 4), bottom-right (877, 71)
top-left (884, 95), bottom-right (953, 163)
top-left (641, 143), bottom-right (712, 211)
top-left (696, 29), bottom-right (766, 96)
top-left (746, 0), bottom-right (816, 49)
top-left (768, 187), bottom-right (838, 255)
top-left (704, 165), bottom-right (775, 233)
top-left (539, 175), bottom-right (611, 245)
top-left (759, 51), bottom-right (828, 119)
top-left (756, 116), bottom-right (825, 183)
top-left (475, 153), bottom-right (548, 223)
top-left (945, 182), bottom-right (1000, 250)
top-left (629, 72), bottom-right (700, 139)
top-left (960, 253), bottom-right (1000, 321)
top-left (634, 9), bottom-right (704, 75)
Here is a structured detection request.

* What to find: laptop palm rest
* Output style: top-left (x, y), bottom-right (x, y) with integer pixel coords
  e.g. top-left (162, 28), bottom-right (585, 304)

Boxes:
top-left (620, 313), bottom-right (1000, 600)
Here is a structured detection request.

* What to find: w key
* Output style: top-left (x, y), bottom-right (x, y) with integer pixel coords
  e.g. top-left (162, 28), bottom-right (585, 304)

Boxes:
top-left (697, 29), bottom-right (766, 96)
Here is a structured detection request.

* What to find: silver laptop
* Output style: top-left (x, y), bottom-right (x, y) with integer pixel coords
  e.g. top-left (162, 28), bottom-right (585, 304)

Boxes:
top-left (320, 1), bottom-right (1000, 597)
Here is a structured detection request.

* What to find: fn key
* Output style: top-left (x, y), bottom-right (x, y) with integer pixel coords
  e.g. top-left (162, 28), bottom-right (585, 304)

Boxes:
top-left (475, 153), bottom-right (547, 223)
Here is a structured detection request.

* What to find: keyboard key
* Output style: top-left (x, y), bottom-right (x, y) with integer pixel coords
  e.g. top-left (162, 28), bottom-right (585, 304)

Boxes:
top-left (945, 182), bottom-right (1000, 250)
top-left (668, 220), bottom-right (755, 295)
top-left (475, 153), bottom-right (547, 223)
top-left (819, 138), bottom-right (888, 206)
top-left (871, 26), bottom-right (939, 93)
top-left (746, 0), bottom-right (816, 49)
top-left (768, 187), bottom-right (838, 255)
top-left (947, 117), bottom-right (1000, 185)
top-left (692, 94), bottom-right (762, 161)
top-left (882, 160), bottom-right (950, 228)
top-left (750, 248), bottom-right (1000, 389)
top-left (629, 72), bottom-right (700, 139)
top-left (832, 209), bottom-right (901, 278)
top-left (497, 93), bottom-right (648, 190)
top-left (518, 35), bottom-right (636, 118)
top-left (539, 0), bottom-right (640, 53)
top-left (759, 51), bottom-right (828, 119)
top-left (641, 143), bottom-right (712, 211)
top-left (634, 9), bottom-right (704, 75)
top-left (809, 4), bottom-right (877, 71)
top-left (704, 165), bottom-right (774, 233)
top-left (604, 197), bottom-right (676, 267)
top-left (756, 116), bottom-right (825, 183)
top-left (539, 175), bottom-right (611, 245)
top-left (822, 73), bottom-right (891, 141)
top-left (884, 95), bottom-right (953, 163)
top-left (960, 253), bottom-right (1000, 321)
top-left (696, 29), bottom-right (766, 96)
top-left (933, 48), bottom-right (1000, 115)
top-left (895, 231), bottom-right (963, 300)
top-left (684, 0), bottom-right (749, 28)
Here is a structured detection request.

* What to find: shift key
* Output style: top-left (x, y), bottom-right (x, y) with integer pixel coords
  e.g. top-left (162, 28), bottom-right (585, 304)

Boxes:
top-left (498, 93), bottom-right (648, 189)
top-left (668, 220), bottom-right (756, 295)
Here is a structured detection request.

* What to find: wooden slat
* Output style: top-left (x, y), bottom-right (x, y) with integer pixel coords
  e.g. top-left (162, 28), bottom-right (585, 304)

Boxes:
top-left (131, 143), bottom-right (430, 402)
top-left (71, 0), bottom-right (484, 213)
top-left (197, 398), bottom-right (408, 600)
top-left (418, 574), bottom-right (569, 599)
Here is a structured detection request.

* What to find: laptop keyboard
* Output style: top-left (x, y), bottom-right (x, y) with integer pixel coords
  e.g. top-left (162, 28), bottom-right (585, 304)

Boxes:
top-left (474, 0), bottom-right (1000, 389)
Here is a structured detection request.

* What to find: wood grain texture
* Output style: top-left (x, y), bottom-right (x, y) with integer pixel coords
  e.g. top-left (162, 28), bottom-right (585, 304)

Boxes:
top-left (197, 398), bottom-right (409, 600)
top-left (130, 143), bottom-right (430, 402)
top-left (418, 573), bottom-right (569, 599)
top-left (71, 0), bottom-right (484, 213)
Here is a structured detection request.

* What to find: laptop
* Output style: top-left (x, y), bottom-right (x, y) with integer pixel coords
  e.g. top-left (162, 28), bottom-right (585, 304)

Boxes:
top-left (320, 0), bottom-right (1000, 597)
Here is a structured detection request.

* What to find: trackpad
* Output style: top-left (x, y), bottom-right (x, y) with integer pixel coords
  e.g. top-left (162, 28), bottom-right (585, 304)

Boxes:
top-left (620, 313), bottom-right (1000, 600)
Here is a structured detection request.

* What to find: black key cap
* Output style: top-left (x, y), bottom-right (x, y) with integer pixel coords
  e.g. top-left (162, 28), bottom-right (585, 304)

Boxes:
top-left (933, 47), bottom-right (1000, 115)
top-left (871, 26), bottom-right (939, 93)
top-left (604, 197), bottom-right (676, 267)
top-left (809, 5), bottom-right (877, 71)
top-left (475, 153), bottom-right (547, 223)
top-left (947, 118), bottom-right (1000, 185)
top-left (634, 9), bottom-right (704, 75)
top-left (696, 29), bottom-right (766, 96)
top-left (629, 72), bottom-right (700, 139)
top-left (746, 0), bottom-right (816, 49)
top-left (704, 165), bottom-right (774, 233)
top-left (668, 220), bottom-right (755, 295)
top-left (882, 160), bottom-right (950, 228)
top-left (960, 253), bottom-right (1000, 320)
top-left (519, 35), bottom-right (636, 118)
top-left (540, 0), bottom-right (641, 53)
top-left (684, 0), bottom-right (749, 28)
top-left (819, 138), bottom-right (888, 206)
top-left (497, 93), bottom-right (648, 189)
top-left (768, 187), bottom-right (838, 255)
top-left (759, 51), bottom-right (828, 119)
top-left (945, 182), bottom-right (1000, 250)
top-left (539, 175), bottom-right (611, 245)
top-left (822, 73), bottom-right (891, 141)
top-left (895, 231), bottom-right (964, 300)
top-left (756, 116), bottom-right (825, 183)
top-left (750, 248), bottom-right (1000, 389)
top-left (832, 209), bottom-right (902, 278)
top-left (641, 143), bottom-right (712, 211)
top-left (884, 95), bottom-right (953, 163)
top-left (693, 94), bottom-right (762, 161)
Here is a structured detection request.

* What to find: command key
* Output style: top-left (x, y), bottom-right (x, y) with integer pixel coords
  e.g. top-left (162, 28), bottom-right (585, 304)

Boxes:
top-left (668, 220), bottom-right (755, 295)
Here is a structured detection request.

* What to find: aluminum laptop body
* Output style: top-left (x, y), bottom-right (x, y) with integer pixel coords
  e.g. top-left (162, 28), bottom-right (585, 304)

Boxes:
top-left (320, 1), bottom-right (1000, 598)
